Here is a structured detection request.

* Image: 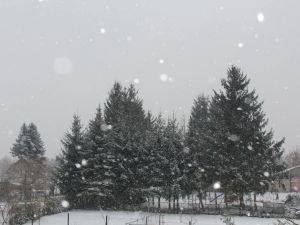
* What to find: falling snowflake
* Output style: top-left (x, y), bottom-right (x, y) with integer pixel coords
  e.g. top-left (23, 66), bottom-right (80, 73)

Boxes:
top-left (238, 43), bottom-right (244, 48)
top-left (257, 12), bottom-right (265, 23)
top-left (101, 124), bottom-right (112, 131)
top-left (53, 56), bottom-right (73, 75)
top-left (213, 182), bottom-right (221, 190)
top-left (293, 186), bottom-right (298, 191)
top-left (159, 59), bottom-right (164, 64)
top-left (133, 78), bottom-right (140, 84)
top-left (160, 74), bottom-right (168, 82)
top-left (263, 172), bottom-right (270, 177)
top-left (61, 200), bottom-right (70, 208)
top-left (100, 28), bottom-right (106, 34)
top-left (126, 36), bottom-right (132, 41)
top-left (188, 163), bottom-right (192, 167)
top-left (183, 147), bottom-right (190, 153)
top-left (75, 163), bottom-right (81, 169)
top-left (81, 159), bottom-right (88, 166)
top-left (247, 145), bottom-right (253, 150)
top-left (228, 134), bottom-right (240, 142)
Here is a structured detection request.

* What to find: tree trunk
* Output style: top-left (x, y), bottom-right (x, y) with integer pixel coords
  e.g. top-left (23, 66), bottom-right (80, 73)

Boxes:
top-left (152, 196), bottom-right (155, 212)
top-left (214, 191), bottom-right (218, 209)
top-left (176, 196), bottom-right (179, 214)
top-left (198, 191), bottom-right (204, 209)
top-left (239, 193), bottom-right (245, 210)
top-left (168, 194), bottom-right (171, 211)
top-left (224, 191), bottom-right (228, 209)
top-left (253, 192), bottom-right (257, 211)
top-left (158, 196), bottom-right (161, 211)
top-left (173, 195), bottom-right (176, 212)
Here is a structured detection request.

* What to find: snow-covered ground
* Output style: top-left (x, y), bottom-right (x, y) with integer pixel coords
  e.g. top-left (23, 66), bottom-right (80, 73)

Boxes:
top-left (24, 210), bottom-right (288, 225)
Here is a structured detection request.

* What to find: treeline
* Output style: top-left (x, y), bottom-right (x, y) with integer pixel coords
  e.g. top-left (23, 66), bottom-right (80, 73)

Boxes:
top-left (54, 66), bottom-right (285, 210)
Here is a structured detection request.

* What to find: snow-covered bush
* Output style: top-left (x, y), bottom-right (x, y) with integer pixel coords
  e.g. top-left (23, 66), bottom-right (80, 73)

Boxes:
top-left (285, 195), bottom-right (300, 219)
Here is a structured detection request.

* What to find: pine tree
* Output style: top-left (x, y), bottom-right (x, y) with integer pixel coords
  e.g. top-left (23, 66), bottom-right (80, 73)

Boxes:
top-left (10, 122), bottom-right (46, 216)
top-left (185, 95), bottom-right (211, 208)
top-left (144, 113), bottom-right (166, 209)
top-left (56, 114), bottom-right (86, 208)
top-left (161, 117), bottom-right (184, 212)
top-left (209, 66), bottom-right (285, 206)
top-left (11, 123), bottom-right (45, 160)
top-left (104, 82), bottom-right (149, 207)
top-left (83, 106), bottom-right (115, 208)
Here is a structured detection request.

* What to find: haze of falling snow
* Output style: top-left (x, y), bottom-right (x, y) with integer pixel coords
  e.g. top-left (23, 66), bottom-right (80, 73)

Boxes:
top-left (1, 0), bottom-right (300, 158)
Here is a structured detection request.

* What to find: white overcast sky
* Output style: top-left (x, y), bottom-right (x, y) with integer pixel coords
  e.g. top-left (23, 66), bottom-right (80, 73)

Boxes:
top-left (0, 0), bottom-right (300, 158)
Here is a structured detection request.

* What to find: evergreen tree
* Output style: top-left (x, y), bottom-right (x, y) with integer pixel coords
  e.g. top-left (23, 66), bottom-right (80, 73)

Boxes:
top-left (11, 123), bottom-right (45, 160)
top-left (104, 82), bottom-right (149, 207)
top-left (209, 66), bottom-right (285, 206)
top-left (10, 122), bottom-right (46, 215)
top-left (185, 95), bottom-right (211, 208)
top-left (83, 106), bottom-right (115, 208)
top-left (161, 117), bottom-right (184, 212)
top-left (56, 114), bottom-right (86, 208)
top-left (144, 113), bottom-right (166, 209)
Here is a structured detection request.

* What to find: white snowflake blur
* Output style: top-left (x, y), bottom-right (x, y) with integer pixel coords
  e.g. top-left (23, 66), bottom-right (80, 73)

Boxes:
top-left (213, 182), bottom-right (221, 190)
top-left (75, 163), bottom-right (81, 169)
top-left (238, 43), bottom-right (244, 48)
top-left (160, 74), bottom-right (168, 82)
top-left (53, 56), bottom-right (73, 75)
top-left (81, 159), bottom-right (87, 166)
top-left (263, 171), bottom-right (270, 177)
top-left (61, 200), bottom-right (70, 208)
top-left (100, 28), bottom-right (106, 34)
top-left (257, 12), bottom-right (265, 23)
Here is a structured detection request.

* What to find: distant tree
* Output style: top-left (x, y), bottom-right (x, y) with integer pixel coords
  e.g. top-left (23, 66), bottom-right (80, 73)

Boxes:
top-left (10, 123), bottom-right (46, 201)
top-left (285, 147), bottom-right (300, 168)
top-left (55, 115), bottom-right (86, 208)
top-left (11, 123), bottom-right (45, 160)
top-left (0, 157), bottom-right (12, 181)
top-left (209, 66), bottom-right (285, 207)
top-left (9, 122), bottom-right (46, 221)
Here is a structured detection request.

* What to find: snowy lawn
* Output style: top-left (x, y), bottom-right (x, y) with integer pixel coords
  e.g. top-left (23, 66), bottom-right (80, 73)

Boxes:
top-left (24, 210), bottom-right (291, 225)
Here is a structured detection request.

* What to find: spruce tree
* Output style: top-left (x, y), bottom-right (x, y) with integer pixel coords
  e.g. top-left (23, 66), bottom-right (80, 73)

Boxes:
top-left (10, 122), bottom-right (46, 216)
top-left (144, 113), bottom-right (166, 209)
top-left (83, 106), bottom-right (114, 208)
top-left (185, 95), bottom-right (211, 208)
top-left (209, 66), bottom-right (285, 206)
top-left (161, 117), bottom-right (184, 212)
top-left (104, 82), bottom-right (149, 207)
top-left (56, 114), bottom-right (86, 208)
top-left (11, 123), bottom-right (45, 160)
